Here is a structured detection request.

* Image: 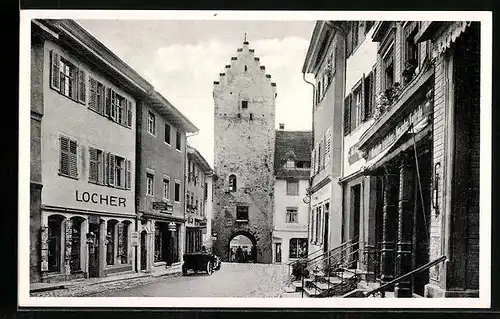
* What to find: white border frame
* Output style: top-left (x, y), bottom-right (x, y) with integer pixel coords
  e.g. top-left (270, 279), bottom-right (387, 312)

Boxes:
top-left (19, 10), bottom-right (492, 308)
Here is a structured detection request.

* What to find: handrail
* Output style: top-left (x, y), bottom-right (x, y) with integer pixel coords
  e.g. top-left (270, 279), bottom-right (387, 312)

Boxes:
top-left (307, 240), bottom-right (359, 272)
top-left (306, 238), bottom-right (358, 269)
top-left (287, 247), bottom-right (324, 267)
top-left (364, 255), bottom-right (447, 297)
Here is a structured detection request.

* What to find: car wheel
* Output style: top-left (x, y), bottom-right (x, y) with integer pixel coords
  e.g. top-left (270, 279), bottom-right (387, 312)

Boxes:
top-left (182, 267), bottom-right (188, 276)
top-left (206, 261), bottom-right (213, 275)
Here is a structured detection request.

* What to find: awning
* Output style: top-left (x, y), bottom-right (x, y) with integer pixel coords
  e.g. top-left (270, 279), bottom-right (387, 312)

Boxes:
top-left (362, 117), bottom-right (429, 174)
top-left (141, 211), bottom-right (186, 223)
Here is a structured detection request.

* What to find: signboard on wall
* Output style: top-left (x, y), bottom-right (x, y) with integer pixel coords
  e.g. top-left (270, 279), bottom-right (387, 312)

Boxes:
top-left (130, 231), bottom-right (139, 247)
top-left (152, 201), bottom-right (169, 211)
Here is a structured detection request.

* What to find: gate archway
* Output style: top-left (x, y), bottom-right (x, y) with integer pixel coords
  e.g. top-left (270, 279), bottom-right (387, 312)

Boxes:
top-left (228, 231), bottom-right (257, 263)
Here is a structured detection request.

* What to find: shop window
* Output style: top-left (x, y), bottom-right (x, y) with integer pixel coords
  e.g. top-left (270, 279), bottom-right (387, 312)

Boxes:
top-left (47, 215), bottom-right (64, 272)
top-left (106, 220), bottom-right (118, 265)
top-left (69, 217), bottom-right (83, 273)
top-left (164, 123), bottom-right (171, 145)
top-left (286, 179), bottom-right (299, 196)
top-left (174, 181), bottom-right (181, 202)
top-left (59, 135), bottom-right (78, 179)
top-left (118, 222), bottom-right (129, 264)
top-left (229, 174), bottom-right (237, 192)
top-left (89, 148), bottom-right (104, 184)
top-left (154, 223), bottom-right (163, 262)
top-left (176, 131), bottom-right (182, 151)
top-left (286, 207), bottom-right (298, 223)
top-left (163, 177), bottom-right (170, 200)
top-left (146, 173), bottom-right (154, 196)
top-left (289, 238), bottom-right (308, 259)
top-left (236, 205), bottom-right (249, 222)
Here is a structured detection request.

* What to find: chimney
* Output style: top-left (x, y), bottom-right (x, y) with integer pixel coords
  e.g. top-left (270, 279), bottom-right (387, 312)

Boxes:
top-left (279, 123), bottom-right (285, 130)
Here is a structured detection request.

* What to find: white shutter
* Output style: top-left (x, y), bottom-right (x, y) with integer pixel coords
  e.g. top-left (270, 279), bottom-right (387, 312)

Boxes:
top-left (88, 77), bottom-right (97, 111)
top-left (89, 147), bottom-right (98, 182)
top-left (69, 139), bottom-right (78, 178)
top-left (60, 136), bottom-right (69, 175)
top-left (324, 127), bottom-right (332, 168)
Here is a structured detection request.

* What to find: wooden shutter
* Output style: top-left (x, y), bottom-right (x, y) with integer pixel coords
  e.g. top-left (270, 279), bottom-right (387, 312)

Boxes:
top-left (78, 68), bottom-right (86, 104)
top-left (104, 152), bottom-right (109, 184)
top-left (89, 147), bottom-right (98, 182)
top-left (64, 219), bottom-right (73, 261)
top-left (319, 138), bottom-right (324, 170)
top-left (50, 50), bottom-right (60, 91)
top-left (69, 139), bottom-right (78, 178)
top-left (125, 159), bottom-right (131, 189)
top-left (40, 226), bottom-right (49, 271)
top-left (60, 136), bottom-right (69, 175)
top-left (344, 95), bottom-right (351, 135)
top-left (127, 100), bottom-right (133, 128)
top-left (360, 73), bottom-right (366, 122)
top-left (88, 77), bottom-right (97, 111)
top-left (324, 127), bottom-right (332, 167)
top-left (105, 87), bottom-right (112, 117)
top-left (108, 153), bottom-right (115, 186)
top-left (315, 146), bottom-right (320, 174)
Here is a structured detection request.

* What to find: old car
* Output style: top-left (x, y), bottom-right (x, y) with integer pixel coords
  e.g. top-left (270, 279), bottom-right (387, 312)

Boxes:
top-left (182, 252), bottom-right (219, 276)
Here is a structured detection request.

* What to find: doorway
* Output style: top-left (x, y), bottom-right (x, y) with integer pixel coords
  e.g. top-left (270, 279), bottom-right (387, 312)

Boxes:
top-left (229, 233), bottom-right (256, 263)
top-left (350, 184), bottom-right (361, 269)
top-left (88, 223), bottom-right (100, 278)
top-left (323, 202), bottom-right (330, 253)
top-left (275, 243), bottom-right (282, 263)
top-left (140, 230), bottom-right (147, 271)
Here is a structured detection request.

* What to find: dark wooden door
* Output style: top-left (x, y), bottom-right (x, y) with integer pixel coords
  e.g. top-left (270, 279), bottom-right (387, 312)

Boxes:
top-left (140, 231), bottom-right (147, 271)
top-left (88, 223), bottom-right (100, 278)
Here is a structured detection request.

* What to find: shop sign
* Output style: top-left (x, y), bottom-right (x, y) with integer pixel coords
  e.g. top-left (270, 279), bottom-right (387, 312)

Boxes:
top-left (152, 201), bottom-right (169, 211)
top-left (75, 190), bottom-right (126, 207)
top-left (130, 231), bottom-right (139, 247)
top-left (88, 215), bottom-right (100, 225)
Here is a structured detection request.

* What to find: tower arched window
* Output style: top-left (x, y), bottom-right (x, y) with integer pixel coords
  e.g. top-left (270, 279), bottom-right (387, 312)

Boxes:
top-left (229, 174), bottom-right (237, 192)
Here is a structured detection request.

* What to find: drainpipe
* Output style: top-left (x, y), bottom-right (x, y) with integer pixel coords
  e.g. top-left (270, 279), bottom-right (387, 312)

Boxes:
top-left (302, 73), bottom-right (315, 249)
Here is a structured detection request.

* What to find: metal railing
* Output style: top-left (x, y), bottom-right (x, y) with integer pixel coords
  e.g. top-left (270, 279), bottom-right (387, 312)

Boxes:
top-left (363, 255), bottom-right (446, 297)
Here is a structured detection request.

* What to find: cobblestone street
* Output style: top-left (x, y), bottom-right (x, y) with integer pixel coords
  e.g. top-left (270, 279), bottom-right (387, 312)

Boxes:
top-left (31, 263), bottom-right (291, 298)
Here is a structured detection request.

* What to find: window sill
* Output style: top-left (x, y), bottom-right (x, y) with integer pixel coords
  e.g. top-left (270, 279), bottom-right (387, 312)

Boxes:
top-left (58, 172), bottom-right (79, 180)
top-left (87, 107), bottom-right (132, 130)
top-left (175, 148), bottom-right (182, 153)
top-left (147, 131), bottom-right (156, 138)
top-left (236, 219), bottom-right (249, 223)
top-left (164, 142), bottom-right (171, 147)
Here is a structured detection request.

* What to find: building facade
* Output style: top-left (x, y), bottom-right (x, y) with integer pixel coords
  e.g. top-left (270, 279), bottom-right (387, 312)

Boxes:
top-left (272, 128), bottom-right (312, 264)
top-left (135, 91), bottom-right (198, 274)
top-left (212, 39), bottom-right (277, 263)
top-left (302, 20), bottom-right (480, 298)
top-left (31, 19), bottom-right (154, 282)
top-left (185, 145), bottom-right (212, 253)
top-left (302, 21), bottom-right (346, 258)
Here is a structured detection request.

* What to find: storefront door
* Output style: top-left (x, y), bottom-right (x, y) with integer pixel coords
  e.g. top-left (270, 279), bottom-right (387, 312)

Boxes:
top-left (275, 243), bottom-right (282, 263)
top-left (141, 230), bottom-right (147, 271)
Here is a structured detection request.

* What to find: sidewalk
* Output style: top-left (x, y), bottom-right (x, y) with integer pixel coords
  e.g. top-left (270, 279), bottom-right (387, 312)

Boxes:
top-left (30, 271), bottom-right (150, 293)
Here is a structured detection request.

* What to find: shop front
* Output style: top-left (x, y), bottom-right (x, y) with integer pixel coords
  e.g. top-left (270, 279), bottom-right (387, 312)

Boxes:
top-left (185, 216), bottom-right (205, 253)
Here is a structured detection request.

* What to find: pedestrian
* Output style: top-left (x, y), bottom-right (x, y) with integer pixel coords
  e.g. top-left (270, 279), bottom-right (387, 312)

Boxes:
top-left (243, 249), bottom-right (248, 263)
top-left (230, 247), bottom-right (235, 262)
top-left (236, 246), bottom-right (243, 263)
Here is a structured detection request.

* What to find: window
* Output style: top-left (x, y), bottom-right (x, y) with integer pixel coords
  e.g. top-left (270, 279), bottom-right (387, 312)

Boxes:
top-left (164, 124), bottom-right (171, 145)
top-left (106, 220), bottom-right (117, 265)
top-left (146, 173), bottom-right (154, 196)
top-left (204, 182), bottom-right (208, 200)
top-left (59, 136), bottom-right (78, 178)
top-left (174, 181), bottom-right (181, 202)
top-left (106, 154), bottom-right (131, 189)
top-left (195, 199), bottom-right (199, 212)
top-left (296, 161), bottom-right (310, 169)
top-left (236, 206), bottom-right (249, 221)
top-left (383, 51), bottom-right (394, 90)
top-left (244, 65), bottom-right (248, 72)
top-left (115, 156), bottom-right (125, 188)
top-left (289, 238), bottom-right (308, 259)
top-left (286, 207), bottom-right (298, 223)
top-left (89, 148), bottom-right (104, 184)
top-left (315, 206), bottom-right (321, 243)
top-left (89, 78), bottom-right (105, 114)
top-left (285, 159), bottom-right (295, 168)
top-left (403, 23), bottom-right (420, 85)
top-left (163, 178), bottom-right (170, 200)
top-left (69, 218), bottom-right (83, 273)
top-left (228, 174), bottom-right (237, 192)
top-left (353, 86), bottom-right (362, 127)
top-left (89, 79), bottom-right (133, 128)
top-left (176, 131), bottom-right (182, 151)
top-left (286, 180), bottom-right (299, 196)
top-left (147, 111), bottom-right (156, 135)
top-left (59, 57), bottom-right (77, 100)
top-left (242, 100), bottom-right (248, 109)
top-left (249, 113), bottom-right (253, 120)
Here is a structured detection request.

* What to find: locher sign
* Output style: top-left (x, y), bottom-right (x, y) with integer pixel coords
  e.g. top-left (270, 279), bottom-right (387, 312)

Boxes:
top-left (75, 190), bottom-right (127, 207)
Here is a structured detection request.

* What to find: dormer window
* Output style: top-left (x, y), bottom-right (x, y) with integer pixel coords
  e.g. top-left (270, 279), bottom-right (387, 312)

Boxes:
top-left (229, 174), bottom-right (237, 192)
top-left (285, 160), bottom-right (295, 168)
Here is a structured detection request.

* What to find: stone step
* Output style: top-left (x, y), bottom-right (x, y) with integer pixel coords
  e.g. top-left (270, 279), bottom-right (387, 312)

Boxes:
top-left (303, 285), bottom-right (323, 298)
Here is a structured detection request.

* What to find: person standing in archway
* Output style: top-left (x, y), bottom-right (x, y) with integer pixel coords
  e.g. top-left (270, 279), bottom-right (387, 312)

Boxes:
top-left (236, 246), bottom-right (243, 263)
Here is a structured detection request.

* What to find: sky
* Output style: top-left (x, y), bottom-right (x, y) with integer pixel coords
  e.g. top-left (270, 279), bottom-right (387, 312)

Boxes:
top-left (76, 19), bottom-right (315, 167)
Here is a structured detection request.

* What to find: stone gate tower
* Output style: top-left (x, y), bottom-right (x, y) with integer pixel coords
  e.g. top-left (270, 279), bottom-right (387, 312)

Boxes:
top-left (212, 37), bottom-right (276, 263)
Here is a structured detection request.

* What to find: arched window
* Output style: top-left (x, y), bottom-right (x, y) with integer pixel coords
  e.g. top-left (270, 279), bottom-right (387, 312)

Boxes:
top-left (229, 174), bottom-right (237, 192)
top-left (106, 220), bottom-right (118, 265)
top-left (47, 215), bottom-right (65, 272)
top-left (119, 221), bottom-right (130, 264)
top-left (69, 217), bottom-right (85, 273)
